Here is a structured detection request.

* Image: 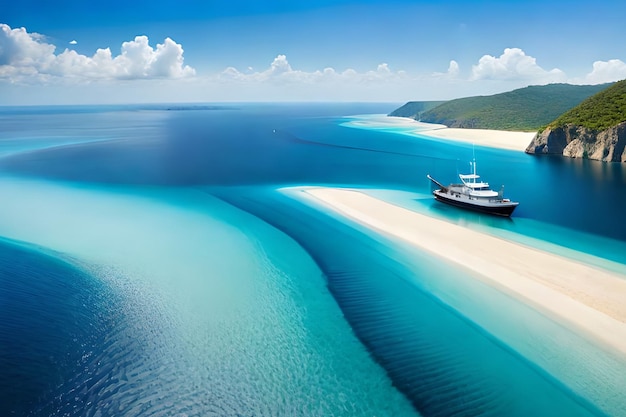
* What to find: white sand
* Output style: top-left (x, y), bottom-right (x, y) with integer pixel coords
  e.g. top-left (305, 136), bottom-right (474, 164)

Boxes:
top-left (419, 127), bottom-right (536, 152)
top-left (301, 187), bottom-right (626, 357)
top-left (377, 116), bottom-right (536, 151)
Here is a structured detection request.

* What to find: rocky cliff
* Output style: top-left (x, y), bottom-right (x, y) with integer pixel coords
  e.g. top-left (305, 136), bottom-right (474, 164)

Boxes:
top-left (525, 122), bottom-right (626, 162)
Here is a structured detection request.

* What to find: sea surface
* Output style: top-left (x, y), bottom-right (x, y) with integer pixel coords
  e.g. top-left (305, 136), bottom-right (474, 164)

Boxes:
top-left (0, 103), bottom-right (625, 417)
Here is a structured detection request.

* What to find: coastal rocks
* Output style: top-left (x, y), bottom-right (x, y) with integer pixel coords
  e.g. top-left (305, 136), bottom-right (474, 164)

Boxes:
top-left (526, 122), bottom-right (626, 162)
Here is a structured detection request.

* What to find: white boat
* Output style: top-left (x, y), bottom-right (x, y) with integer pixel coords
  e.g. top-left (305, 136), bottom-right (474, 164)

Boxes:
top-left (427, 160), bottom-right (519, 217)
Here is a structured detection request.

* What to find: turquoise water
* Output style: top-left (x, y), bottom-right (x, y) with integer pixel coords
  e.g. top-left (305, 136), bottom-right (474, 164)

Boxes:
top-left (0, 178), bottom-right (416, 416)
top-left (218, 186), bottom-right (624, 417)
top-left (0, 104), bottom-right (624, 416)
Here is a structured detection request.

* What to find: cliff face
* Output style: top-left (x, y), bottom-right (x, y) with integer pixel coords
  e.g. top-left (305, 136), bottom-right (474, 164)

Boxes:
top-left (525, 122), bottom-right (626, 162)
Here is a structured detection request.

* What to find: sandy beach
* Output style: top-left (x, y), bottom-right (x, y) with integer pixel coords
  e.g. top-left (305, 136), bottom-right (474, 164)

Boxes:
top-left (418, 127), bottom-right (536, 152)
top-left (360, 115), bottom-right (537, 151)
top-left (300, 187), bottom-right (626, 357)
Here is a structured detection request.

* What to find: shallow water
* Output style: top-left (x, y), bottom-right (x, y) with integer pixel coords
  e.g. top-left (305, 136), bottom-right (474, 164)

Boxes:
top-left (0, 178), bottom-right (417, 416)
top-left (217, 186), bottom-right (624, 417)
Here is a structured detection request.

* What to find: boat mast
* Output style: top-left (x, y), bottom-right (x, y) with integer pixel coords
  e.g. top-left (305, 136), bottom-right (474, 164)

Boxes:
top-left (472, 144), bottom-right (477, 185)
top-left (472, 158), bottom-right (476, 182)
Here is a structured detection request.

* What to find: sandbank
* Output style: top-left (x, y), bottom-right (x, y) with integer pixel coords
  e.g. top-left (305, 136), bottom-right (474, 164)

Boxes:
top-left (300, 187), bottom-right (626, 357)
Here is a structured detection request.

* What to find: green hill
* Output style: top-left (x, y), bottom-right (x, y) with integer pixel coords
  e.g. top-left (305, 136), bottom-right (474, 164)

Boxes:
top-left (413, 83), bottom-right (610, 131)
top-left (547, 79), bottom-right (626, 131)
top-left (388, 101), bottom-right (446, 119)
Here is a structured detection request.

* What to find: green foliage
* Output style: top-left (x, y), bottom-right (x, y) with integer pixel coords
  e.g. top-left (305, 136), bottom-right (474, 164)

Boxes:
top-left (403, 83), bottom-right (610, 131)
top-left (549, 79), bottom-right (626, 131)
top-left (388, 101), bottom-right (446, 118)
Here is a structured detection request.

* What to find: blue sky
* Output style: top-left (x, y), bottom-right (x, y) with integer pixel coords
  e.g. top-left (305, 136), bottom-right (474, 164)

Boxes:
top-left (2, 0), bottom-right (626, 104)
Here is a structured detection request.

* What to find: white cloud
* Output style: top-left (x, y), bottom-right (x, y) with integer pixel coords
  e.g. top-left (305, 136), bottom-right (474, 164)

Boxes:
top-left (447, 60), bottom-right (460, 77)
top-left (433, 60), bottom-right (460, 78)
top-left (219, 54), bottom-right (407, 87)
top-left (5, 27), bottom-right (625, 104)
top-left (0, 24), bottom-right (195, 83)
top-left (471, 47), bottom-right (565, 83)
top-left (581, 59), bottom-right (626, 84)
top-left (211, 55), bottom-right (416, 101)
top-left (114, 36), bottom-right (195, 79)
top-left (0, 24), bottom-right (55, 68)
top-left (376, 63), bottom-right (391, 74)
top-left (268, 54), bottom-right (292, 75)
top-left (69, 40), bottom-right (77, 45)
top-left (221, 55), bottom-right (306, 83)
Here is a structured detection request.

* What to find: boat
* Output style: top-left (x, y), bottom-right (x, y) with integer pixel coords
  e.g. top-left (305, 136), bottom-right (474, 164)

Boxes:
top-left (427, 160), bottom-right (519, 217)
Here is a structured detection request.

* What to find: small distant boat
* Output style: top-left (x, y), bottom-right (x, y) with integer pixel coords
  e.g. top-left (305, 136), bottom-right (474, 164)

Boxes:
top-left (427, 160), bottom-right (519, 217)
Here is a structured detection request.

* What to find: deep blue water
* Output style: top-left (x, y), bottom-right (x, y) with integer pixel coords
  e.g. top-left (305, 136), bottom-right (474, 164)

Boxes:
top-left (0, 103), bottom-right (625, 416)
top-left (0, 239), bottom-right (114, 415)
top-left (2, 103), bottom-right (624, 241)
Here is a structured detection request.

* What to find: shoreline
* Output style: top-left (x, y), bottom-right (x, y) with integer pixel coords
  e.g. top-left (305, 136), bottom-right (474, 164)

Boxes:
top-left (298, 187), bottom-right (626, 358)
top-left (418, 126), bottom-right (536, 152)
top-left (348, 115), bottom-right (536, 152)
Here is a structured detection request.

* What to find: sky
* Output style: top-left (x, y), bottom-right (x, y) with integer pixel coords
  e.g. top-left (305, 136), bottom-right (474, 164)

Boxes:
top-left (1, 0), bottom-right (626, 105)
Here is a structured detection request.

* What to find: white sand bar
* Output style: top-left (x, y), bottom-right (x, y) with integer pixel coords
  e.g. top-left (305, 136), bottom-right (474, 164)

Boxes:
top-left (418, 127), bottom-right (536, 152)
top-left (303, 188), bottom-right (626, 357)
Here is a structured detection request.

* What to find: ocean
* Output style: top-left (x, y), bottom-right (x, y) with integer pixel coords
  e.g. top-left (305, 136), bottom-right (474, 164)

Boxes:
top-left (0, 103), bottom-right (624, 416)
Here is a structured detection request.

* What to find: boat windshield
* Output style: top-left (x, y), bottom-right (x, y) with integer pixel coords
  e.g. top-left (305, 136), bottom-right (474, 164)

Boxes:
top-left (459, 174), bottom-right (480, 180)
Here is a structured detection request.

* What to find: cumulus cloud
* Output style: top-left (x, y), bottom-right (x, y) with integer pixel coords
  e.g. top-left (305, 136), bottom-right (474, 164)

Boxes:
top-left (582, 59), bottom-right (626, 84)
top-left (0, 23), bottom-right (195, 83)
top-left (433, 60), bottom-right (460, 78)
top-left (114, 36), bottom-right (195, 79)
top-left (220, 54), bottom-right (406, 86)
top-left (69, 40), bottom-right (77, 45)
top-left (446, 60), bottom-right (460, 77)
top-left (0, 24), bottom-right (55, 67)
top-left (210, 55), bottom-right (416, 101)
top-left (221, 55), bottom-right (307, 83)
top-left (268, 54), bottom-right (292, 75)
top-left (471, 47), bottom-right (565, 83)
top-left (376, 63), bottom-right (391, 74)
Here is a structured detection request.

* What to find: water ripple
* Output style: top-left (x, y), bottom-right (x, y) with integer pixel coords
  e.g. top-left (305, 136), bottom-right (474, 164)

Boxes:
top-left (216, 188), bottom-right (608, 417)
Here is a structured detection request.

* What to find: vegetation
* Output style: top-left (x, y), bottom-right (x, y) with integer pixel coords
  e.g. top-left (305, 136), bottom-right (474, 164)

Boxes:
top-left (547, 79), bottom-right (626, 131)
top-left (408, 83), bottom-right (610, 131)
top-left (388, 101), bottom-right (446, 119)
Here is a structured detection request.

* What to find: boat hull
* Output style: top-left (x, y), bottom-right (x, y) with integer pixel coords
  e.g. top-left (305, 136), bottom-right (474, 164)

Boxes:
top-left (433, 190), bottom-right (518, 217)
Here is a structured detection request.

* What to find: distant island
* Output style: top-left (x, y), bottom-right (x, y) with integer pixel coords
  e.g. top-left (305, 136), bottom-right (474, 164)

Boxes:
top-left (162, 105), bottom-right (237, 111)
top-left (526, 79), bottom-right (626, 162)
top-left (390, 81), bottom-right (626, 162)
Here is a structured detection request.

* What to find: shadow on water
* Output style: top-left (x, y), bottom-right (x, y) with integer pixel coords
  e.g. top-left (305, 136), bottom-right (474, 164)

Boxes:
top-left (0, 106), bottom-right (448, 188)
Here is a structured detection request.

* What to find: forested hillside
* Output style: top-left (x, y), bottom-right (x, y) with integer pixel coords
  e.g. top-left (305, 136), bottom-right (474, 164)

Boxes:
top-left (388, 101), bottom-right (445, 119)
top-left (547, 79), bottom-right (626, 131)
top-left (395, 83), bottom-right (610, 131)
